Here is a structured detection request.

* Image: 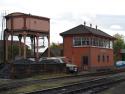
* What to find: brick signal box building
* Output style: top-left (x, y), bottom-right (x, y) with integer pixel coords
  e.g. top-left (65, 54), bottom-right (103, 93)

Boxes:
top-left (60, 24), bottom-right (115, 71)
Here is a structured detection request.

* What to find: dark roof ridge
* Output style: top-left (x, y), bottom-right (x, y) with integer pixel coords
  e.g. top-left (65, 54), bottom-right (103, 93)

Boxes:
top-left (81, 24), bottom-right (94, 33)
top-left (60, 24), bottom-right (115, 40)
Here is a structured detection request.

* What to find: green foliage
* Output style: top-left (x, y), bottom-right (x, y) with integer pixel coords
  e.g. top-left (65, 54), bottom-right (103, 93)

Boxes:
top-left (50, 42), bottom-right (60, 48)
top-left (8, 44), bottom-right (19, 60)
top-left (8, 44), bottom-right (31, 60)
top-left (113, 33), bottom-right (125, 61)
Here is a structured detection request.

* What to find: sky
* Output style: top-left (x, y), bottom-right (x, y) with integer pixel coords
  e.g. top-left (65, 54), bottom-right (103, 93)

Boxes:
top-left (0, 0), bottom-right (125, 44)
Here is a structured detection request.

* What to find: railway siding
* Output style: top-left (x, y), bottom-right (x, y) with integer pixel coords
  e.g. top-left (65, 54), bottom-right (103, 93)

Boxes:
top-left (25, 73), bottom-right (125, 94)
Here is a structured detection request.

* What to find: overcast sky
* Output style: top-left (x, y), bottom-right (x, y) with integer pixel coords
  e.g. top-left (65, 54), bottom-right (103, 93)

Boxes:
top-left (0, 0), bottom-right (125, 44)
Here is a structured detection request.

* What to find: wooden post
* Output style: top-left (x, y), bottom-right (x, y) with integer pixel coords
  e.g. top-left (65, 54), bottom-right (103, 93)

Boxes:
top-left (36, 34), bottom-right (39, 62)
top-left (30, 35), bottom-right (34, 56)
top-left (18, 34), bottom-right (22, 57)
top-left (5, 33), bottom-right (9, 63)
top-left (10, 16), bottom-right (14, 61)
top-left (34, 35), bottom-right (36, 58)
top-left (23, 33), bottom-right (26, 59)
top-left (47, 35), bottom-right (50, 57)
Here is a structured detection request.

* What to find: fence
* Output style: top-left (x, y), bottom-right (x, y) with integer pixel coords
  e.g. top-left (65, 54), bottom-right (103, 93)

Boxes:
top-left (0, 63), bottom-right (66, 78)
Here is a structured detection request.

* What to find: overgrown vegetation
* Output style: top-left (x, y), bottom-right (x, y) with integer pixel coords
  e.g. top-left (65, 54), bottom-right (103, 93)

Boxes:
top-left (50, 42), bottom-right (63, 48)
top-left (113, 33), bottom-right (125, 61)
top-left (0, 43), bottom-right (31, 63)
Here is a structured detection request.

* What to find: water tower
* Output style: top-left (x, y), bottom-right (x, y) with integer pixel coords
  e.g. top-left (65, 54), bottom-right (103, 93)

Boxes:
top-left (4, 12), bottom-right (50, 63)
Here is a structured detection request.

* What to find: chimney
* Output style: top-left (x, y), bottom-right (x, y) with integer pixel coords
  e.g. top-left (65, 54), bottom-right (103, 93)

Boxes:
top-left (96, 25), bottom-right (97, 30)
top-left (84, 21), bottom-right (86, 26)
top-left (90, 23), bottom-right (92, 27)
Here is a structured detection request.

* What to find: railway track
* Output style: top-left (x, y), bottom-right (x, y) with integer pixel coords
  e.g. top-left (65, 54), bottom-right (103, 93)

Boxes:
top-left (0, 71), bottom-right (109, 92)
top-left (25, 73), bottom-right (125, 94)
top-left (0, 70), bottom-right (124, 93)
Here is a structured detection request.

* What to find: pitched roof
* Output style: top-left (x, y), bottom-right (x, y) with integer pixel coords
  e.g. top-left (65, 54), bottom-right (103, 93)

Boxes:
top-left (60, 24), bottom-right (115, 39)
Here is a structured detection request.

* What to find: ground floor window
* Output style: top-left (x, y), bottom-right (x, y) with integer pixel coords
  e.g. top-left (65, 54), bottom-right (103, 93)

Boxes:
top-left (107, 56), bottom-right (109, 62)
top-left (98, 55), bottom-right (100, 62)
top-left (97, 55), bottom-right (109, 63)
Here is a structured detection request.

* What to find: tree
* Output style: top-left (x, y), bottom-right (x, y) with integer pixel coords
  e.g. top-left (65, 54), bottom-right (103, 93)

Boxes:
top-left (50, 42), bottom-right (63, 49)
top-left (113, 33), bottom-right (125, 61)
top-left (50, 43), bottom-right (58, 48)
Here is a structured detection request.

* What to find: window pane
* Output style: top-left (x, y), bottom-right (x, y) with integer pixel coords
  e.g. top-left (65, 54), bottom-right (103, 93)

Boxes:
top-left (86, 38), bottom-right (89, 45)
top-left (73, 37), bottom-right (82, 46)
top-left (81, 37), bottom-right (85, 45)
top-left (110, 41), bottom-right (113, 49)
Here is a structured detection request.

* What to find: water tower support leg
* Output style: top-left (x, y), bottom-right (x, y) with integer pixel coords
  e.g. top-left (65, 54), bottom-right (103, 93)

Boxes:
top-left (36, 35), bottom-right (39, 62)
top-left (34, 36), bottom-right (36, 59)
top-left (47, 35), bottom-right (50, 57)
top-left (18, 34), bottom-right (22, 57)
top-left (5, 33), bottom-right (9, 63)
top-left (23, 34), bottom-right (26, 59)
top-left (30, 35), bottom-right (34, 57)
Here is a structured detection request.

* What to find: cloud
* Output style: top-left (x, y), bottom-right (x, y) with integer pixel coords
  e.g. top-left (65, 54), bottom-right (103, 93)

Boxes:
top-left (1, 0), bottom-right (125, 43)
top-left (110, 25), bottom-right (123, 30)
top-left (1, 0), bottom-right (125, 16)
top-left (100, 28), bottom-right (125, 37)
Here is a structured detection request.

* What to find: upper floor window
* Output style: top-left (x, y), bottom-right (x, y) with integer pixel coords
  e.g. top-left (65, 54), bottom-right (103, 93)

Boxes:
top-left (73, 36), bottom-right (113, 49)
top-left (73, 37), bottom-right (82, 46)
top-left (73, 37), bottom-right (90, 46)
